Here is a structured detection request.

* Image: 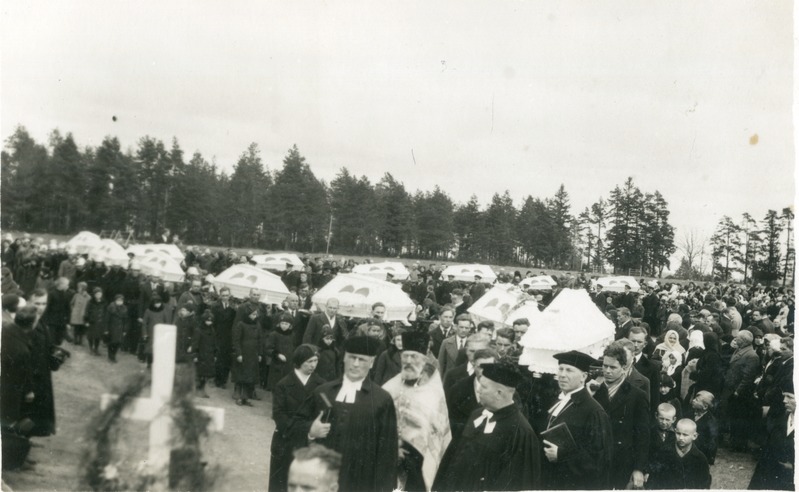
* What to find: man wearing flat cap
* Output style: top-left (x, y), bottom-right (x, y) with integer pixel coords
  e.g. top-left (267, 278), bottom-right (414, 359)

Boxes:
top-left (542, 350), bottom-right (612, 490)
top-left (295, 336), bottom-right (398, 491)
top-left (383, 331), bottom-right (451, 491)
top-left (434, 360), bottom-right (541, 491)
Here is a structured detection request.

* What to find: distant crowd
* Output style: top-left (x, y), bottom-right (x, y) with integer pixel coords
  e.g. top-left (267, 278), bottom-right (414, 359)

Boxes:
top-left (1, 232), bottom-right (795, 490)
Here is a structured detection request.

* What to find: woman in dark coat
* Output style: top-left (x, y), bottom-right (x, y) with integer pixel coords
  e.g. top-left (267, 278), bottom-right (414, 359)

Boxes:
top-left (315, 325), bottom-right (341, 382)
top-left (373, 328), bottom-right (403, 385)
top-left (268, 344), bottom-right (325, 492)
top-left (193, 310), bottom-right (217, 398)
top-left (232, 303), bottom-right (263, 406)
top-left (689, 332), bottom-right (724, 402)
top-left (141, 298), bottom-right (172, 368)
top-left (105, 294), bottom-right (128, 363)
top-left (264, 313), bottom-right (296, 391)
top-left (85, 288), bottom-right (107, 355)
top-left (173, 302), bottom-right (197, 364)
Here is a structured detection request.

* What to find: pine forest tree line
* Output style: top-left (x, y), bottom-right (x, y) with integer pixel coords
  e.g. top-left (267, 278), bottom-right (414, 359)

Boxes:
top-left (1, 125), bottom-right (789, 283)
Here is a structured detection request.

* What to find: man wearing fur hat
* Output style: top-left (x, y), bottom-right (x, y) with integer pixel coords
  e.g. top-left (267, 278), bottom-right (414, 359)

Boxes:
top-left (295, 335), bottom-right (398, 491)
top-left (434, 361), bottom-right (541, 491)
top-left (542, 350), bottom-right (612, 490)
top-left (382, 331), bottom-right (451, 491)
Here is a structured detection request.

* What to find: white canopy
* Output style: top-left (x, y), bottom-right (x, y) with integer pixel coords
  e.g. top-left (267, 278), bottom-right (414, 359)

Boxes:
top-left (251, 253), bottom-right (305, 272)
top-left (352, 262), bottom-right (410, 281)
top-left (312, 273), bottom-right (415, 321)
top-left (520, 275), bottom-right (557, 291)
top-left (518, 289), bottom-right (615, 374)
top-left (127, 243), bottom-right (185, 262)
top-left (467, 285), bottom-right (526, 325)
top-left (441, 264), bottom-right (497, 283)
top-left (597, 276), bottom-right (641, 293)
top-left (90, 239), bottom-right (129, 268)
top-left (503, 301), bottom-right (543, 326)
top-left (139, 252), bottom-right (185, 283)
top-left (66, 231), bottom-right (102, 254)
top-left (212, 264), bottom-right (291, 305)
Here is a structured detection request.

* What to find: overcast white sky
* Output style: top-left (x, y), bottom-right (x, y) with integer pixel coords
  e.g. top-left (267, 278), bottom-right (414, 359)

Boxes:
top-left (2, 1), bottom-right (794, 254)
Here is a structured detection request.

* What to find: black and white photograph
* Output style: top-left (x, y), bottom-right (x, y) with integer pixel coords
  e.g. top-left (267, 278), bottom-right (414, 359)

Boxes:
top-left (0, 1), bottom-right (795, 490)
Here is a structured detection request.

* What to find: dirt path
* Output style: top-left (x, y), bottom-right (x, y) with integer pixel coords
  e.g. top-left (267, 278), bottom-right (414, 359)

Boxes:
top-left (3, 342), bottom-right (275, 490)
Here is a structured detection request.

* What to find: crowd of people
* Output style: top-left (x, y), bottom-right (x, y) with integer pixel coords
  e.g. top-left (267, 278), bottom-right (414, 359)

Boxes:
top-left (1, 232), bottom-right (795, 490)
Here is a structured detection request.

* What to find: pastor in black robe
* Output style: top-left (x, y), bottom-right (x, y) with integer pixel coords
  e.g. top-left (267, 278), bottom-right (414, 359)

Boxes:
top-left (542, 386), bottom-right (612, 490)
top-left (294, 377), bottom-right (398, 492)
top-left (433, 404), bottom-right (541, 491)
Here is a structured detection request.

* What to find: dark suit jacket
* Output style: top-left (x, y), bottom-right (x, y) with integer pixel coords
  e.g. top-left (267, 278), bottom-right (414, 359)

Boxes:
top-left (445, 373), bottom-right (479, 439)
top-left (428, 324), bottom-right (453, 360)
top-left (139, 281), bottom-right (164, 310)
top-left (634, 353), bottom-right (662, 407)
top-left (210, 301), bottom-right (237, 351)
top-left (628, 366), bottom-right (651, 407)
top-left (443, 363), bottom-right (469, 393)
top-left (542, 387), bottom-right (613, 490)
top-left (438, 335), bottom-right (466, 377)
top-left (303, 312), bottom-right (344, 346)
top-left (593, 380), bottom-right (651, 489)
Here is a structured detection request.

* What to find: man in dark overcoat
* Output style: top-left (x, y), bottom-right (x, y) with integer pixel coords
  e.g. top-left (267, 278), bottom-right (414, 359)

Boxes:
top-left (295, 336), bottom-right (398, 492)
top-left (593, 342), bottom-right (650, 489)
top-left (23, 289), bottom-right (63, 436)
top-left (542, 350), bottom-right (612, 490)
top-left (211, 287), bottom-right (237, 388)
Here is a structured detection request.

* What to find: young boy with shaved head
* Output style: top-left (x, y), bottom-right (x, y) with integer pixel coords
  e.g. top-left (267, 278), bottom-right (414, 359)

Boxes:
top-left (646, 418), bottom-right (712, 489)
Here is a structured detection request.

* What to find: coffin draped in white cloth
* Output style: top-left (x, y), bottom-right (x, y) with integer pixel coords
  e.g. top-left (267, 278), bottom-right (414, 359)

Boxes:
top-left (66, 231), bottom-right (102, 254)
top-left (250, 253), bottom-right (305, 272)
top-left (467, 285), bottom-right (527, 325)
top-left (138, 252), bottom-right (185, 283)
top-left (312, 273), bottom-right (415, 321)
top-left (352, 262), bottom-right (410, 281)
top-left (212, 264), bottom-right (291, 305)
top-left (90, 239), bottom-right (129, 268)
top-left (127, 243), bottom-right (185, 262)
top-left (520, 275), bottom-right (557, 291)
top-left (596, 276), bottom-right (641, 293)
top-left (518, 288), bottom-right (615, 374)
top-left (440, 264), bottom-right (497, 283)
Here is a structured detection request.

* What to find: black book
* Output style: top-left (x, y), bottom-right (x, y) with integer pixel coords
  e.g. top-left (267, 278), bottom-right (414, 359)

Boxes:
top-left (541, 422), bottom-right (578, 458)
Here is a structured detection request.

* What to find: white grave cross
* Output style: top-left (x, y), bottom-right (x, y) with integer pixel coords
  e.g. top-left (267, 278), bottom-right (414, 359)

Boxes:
top-left (100, 324), bottom-right (225, 490)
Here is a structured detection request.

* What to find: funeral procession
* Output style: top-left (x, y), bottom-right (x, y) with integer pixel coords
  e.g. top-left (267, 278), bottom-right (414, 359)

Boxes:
top-left (1, 1), bottom-right (795, 491)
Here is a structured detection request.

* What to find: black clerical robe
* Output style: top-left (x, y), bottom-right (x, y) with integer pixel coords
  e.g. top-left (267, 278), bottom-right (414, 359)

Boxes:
top-left (294, 377), bottom-right (398, 492)
top-left (433, 404), bottom-right (541, 491)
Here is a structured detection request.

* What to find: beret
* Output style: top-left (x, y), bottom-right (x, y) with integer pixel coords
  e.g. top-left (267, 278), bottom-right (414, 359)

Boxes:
top-left (344, 336), bottom-right (381, 357)
top-left (553, 350), bottom-right (596, 373)
top-left (481, 361), bottom-right (523, 388)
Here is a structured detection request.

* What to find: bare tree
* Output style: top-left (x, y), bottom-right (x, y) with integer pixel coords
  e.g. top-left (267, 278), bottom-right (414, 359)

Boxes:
top-left (678, 230), bottom-right (707, 279)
